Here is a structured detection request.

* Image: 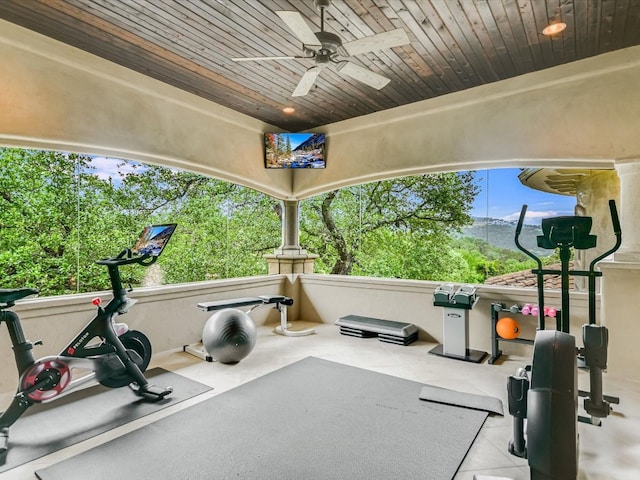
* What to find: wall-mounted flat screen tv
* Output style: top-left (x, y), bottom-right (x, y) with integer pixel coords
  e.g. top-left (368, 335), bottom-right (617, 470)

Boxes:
top-left (264, 133), bottom-right (325, 169)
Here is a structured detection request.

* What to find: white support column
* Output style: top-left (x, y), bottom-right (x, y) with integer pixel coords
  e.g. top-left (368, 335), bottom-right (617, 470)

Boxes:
top-left (599, 160), bottom-right (640, 379)
top-left (613, 160), bottom-right (640, 261)
top-left (281, 200), bottom-right (303, 254)
top-left (264, 200), bottom-right (318, 275)
top-left (263, 200), bottom-right (317, 336)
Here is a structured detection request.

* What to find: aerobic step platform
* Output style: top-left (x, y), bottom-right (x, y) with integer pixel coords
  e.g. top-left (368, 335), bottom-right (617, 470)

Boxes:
top-left (335, 315), bottom-right (419, 346)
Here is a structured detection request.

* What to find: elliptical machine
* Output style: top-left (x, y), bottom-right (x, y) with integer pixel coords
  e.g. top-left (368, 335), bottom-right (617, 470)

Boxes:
top-left (0, 224), bottom-right (177, 462)
top-left (507, 200), bottom-right (621, 479)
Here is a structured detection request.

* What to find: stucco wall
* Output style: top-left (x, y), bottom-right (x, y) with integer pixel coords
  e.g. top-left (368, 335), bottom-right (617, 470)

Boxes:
top-left (0, 20), bottom-right (292, 199)
top-left (0, 275), bottom-right (286, 391)
top-left (294, 47), bottom-right (640, 198)
top-left (3, 20), bottom-right (640, 201)
top-left (297, 274), bottom-right (591, 356)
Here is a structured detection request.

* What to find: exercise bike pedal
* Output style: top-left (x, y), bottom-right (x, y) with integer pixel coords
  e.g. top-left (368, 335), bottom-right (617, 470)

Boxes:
top-left (130, 383), bottom-right (173, 402)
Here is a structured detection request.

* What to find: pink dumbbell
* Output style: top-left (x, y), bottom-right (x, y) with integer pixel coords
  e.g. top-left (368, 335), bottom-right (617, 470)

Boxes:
top-left (547, 307), bottom-right (557, 318)
top-left (521, 304), bottom-right (532, 315)
top-left (531, 304), bottom-right (539, 316)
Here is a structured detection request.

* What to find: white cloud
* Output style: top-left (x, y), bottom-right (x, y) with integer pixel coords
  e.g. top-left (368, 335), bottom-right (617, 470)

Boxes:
top-left (502, 210), bottom-right (571, 223)
top-left (88, 157), bottom-right (141, 180)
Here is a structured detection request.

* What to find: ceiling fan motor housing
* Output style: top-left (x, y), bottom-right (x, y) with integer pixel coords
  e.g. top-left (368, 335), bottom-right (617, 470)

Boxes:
top-left (309, 31), bottom-right (342, 63)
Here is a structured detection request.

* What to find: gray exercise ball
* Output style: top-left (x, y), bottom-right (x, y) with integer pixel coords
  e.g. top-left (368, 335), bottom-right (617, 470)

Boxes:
top-left (202, 308), bottom-right (257, 364)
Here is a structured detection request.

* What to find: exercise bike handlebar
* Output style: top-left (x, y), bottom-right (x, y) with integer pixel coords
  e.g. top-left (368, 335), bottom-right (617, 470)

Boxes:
top-left (96, 249), bottom-right (157, 306)
top-left (96, 249), bottom-right (158, 267)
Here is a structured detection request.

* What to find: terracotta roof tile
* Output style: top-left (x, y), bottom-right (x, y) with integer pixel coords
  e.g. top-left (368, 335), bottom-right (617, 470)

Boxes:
top-left (484, 262), bottom-right (575, 290)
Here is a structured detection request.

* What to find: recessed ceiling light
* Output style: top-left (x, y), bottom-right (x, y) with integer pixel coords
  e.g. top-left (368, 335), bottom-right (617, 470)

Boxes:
top-left (282, 107), bottom-right (295, 114)
top-left (543, 22), bottom-right (567, 36)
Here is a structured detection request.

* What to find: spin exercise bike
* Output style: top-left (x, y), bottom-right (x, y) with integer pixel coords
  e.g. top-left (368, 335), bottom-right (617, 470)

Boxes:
top-left (0, 224), bottom-right (177, 461)
top-left (506, 201), bottom-right (621, 479)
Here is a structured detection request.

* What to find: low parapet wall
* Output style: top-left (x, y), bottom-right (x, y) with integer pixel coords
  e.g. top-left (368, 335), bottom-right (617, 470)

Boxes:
top-left (1, 273), bottom-right (605, 392)
top-left (0, 275), bottom-right (287, 391)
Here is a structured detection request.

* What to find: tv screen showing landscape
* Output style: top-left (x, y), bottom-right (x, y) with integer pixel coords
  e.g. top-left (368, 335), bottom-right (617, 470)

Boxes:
top-left (264, 133), bottom-right (325, 169)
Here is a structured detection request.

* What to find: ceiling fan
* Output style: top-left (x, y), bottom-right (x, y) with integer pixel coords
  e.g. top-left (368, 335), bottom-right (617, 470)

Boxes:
top-left (231, 0), bottom-right (410, 97)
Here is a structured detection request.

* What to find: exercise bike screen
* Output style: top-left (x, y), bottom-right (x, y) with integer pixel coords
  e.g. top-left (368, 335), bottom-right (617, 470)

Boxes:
top-left (132, 224), bottom-right (177, 257)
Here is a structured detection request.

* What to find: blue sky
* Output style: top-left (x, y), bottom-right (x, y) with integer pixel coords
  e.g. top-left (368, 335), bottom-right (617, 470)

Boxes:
top-left (471, 169), bottom-right (576, 224)
top-left (271, 133), bottom-right (313, 150)
top-left (89, 159), bottom-right (574, 225)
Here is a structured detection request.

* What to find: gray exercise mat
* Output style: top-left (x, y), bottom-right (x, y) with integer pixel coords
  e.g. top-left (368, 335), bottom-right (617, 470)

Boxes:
top-left (419, 384), bottom-right (504, 415)
top-left (1, 368), bottom-right (211, 473)
top-left (36, 357), bottom-right (488, 480)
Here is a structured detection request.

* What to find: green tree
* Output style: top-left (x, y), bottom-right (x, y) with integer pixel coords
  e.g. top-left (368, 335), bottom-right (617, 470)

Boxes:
top-left (0, 149), bottom-right (282, 295)
top-left (353, 228), bottom-right (473, 282)
top-left (158, 181), bottom-right (281, 283)
top-left (300, 172), bottom-right (479, 275)
top-left (285, 134), bottom-right (292, 156)
top-left (0, 148), bottom-right (124, 293)
top-left (3, 148), bottom-right (550, 295)
top-left (451, 236), bottom-right (537, 283)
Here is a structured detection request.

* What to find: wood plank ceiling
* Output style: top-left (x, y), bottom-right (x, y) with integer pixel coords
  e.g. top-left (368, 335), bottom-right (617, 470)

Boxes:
top-left (1, 1), bottom-right (639, 132)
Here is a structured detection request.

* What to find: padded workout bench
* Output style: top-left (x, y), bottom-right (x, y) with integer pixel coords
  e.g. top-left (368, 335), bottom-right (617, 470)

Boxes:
top-left (335, 315), bottom-right (419, 346)
top-left (184, 295), bottom-right (315, 361)
top-left (197, 295), bottom-right (291, 313)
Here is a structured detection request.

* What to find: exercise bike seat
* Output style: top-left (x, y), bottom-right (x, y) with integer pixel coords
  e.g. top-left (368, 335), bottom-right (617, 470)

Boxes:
top-left (0, 288), bottom-right (39, 306)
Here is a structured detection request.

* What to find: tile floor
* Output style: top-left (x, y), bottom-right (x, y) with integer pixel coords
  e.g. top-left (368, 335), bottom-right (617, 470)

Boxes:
top-left (1, 322), bottom-right (639, 479)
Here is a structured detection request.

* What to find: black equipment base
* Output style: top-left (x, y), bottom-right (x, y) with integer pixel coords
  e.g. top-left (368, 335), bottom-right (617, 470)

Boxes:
top-left (429, 344), bottom-right (488, 363)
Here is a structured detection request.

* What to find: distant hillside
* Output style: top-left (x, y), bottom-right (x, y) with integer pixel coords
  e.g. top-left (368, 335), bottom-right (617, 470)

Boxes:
top-left (461, 218), bottom-right (552, 257)
top-left (294, 133), bottom-right (325, 152)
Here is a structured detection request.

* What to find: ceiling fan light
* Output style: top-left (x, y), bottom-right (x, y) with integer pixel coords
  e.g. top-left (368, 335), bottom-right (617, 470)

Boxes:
top-left (543, 22), bottom-right (567, 36)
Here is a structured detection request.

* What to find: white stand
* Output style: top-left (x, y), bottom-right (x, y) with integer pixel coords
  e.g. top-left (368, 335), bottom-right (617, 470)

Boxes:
top-left (442, 306), bottom-right (468, 357)
top-left (183, 342), bottom-right (213, 362)
top-left (273, 301), bottom-right (315, 337)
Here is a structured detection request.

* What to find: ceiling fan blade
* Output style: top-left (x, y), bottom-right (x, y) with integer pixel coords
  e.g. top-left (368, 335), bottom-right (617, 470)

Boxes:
top-left (292, 66), bottom-right (322, 97)
top-left (336, 62), bottom-right (390, 90)
top-left (342, 28), bottom-right (410, 56)
top-left (231, 56), bottom-right (299, 62)
top-left (276, 11), bottom-right (321, 48)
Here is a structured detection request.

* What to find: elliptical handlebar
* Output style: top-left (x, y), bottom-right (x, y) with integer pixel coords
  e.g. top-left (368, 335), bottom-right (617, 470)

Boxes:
top-left (588, 200), bottom-right (622, 270)
top-left (514, 204), bottom-right (546, 329)
top-left (515, 204), bottom-right (527, 238)
top-left (609, 199), bottom-right (622, 236)
top-left (514, 205), bottom-right (543, 269)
